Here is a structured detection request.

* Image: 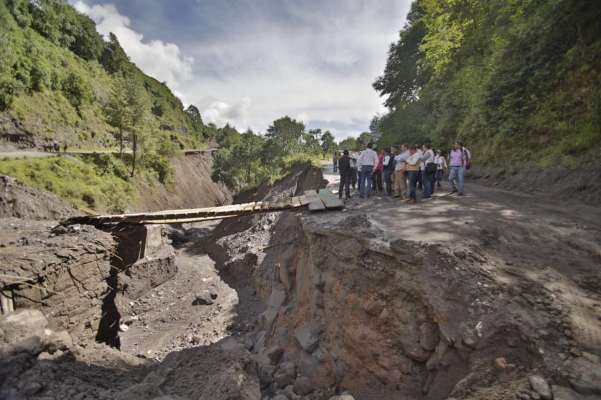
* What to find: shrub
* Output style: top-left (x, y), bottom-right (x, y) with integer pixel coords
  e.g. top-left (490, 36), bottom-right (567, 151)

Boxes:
top-left (61, 72), bottom-right (92, 110)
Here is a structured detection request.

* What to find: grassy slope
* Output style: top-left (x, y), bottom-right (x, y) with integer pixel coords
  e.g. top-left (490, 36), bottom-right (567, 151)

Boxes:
top-left (0, 1), bottom-right (202, 149)
top-left (0, 155), bottom-right (134, 212)
top-left (0, 1), bottom-right (212, 212)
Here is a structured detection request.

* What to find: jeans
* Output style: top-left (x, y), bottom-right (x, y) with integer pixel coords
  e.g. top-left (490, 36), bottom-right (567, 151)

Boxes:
top-left (423, 169), bottom-right (436, 198)
top-left (359, 165), bottom-right (374, 198)
top-left (339, 171), bottom-right (351, 199)
top-left (372, 170), bottom-right (383, 192)
top-left (407, 170), bottom-right (419, 200)
top-left (435, 169), bottom-right (443, 188)
top-left (448, 166), bottom-right (465, 194)
top-left (383, 169), bottom-right (393, 195)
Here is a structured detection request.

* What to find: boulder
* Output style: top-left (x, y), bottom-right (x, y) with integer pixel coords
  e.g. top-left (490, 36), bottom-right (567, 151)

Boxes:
top-left (418, 322), bottom-right (439, 351)
top-left (401, 341), bottom-right (430, 363)
top-left (293, 376), bottom-right (314, 396)
top-left (529, 375), bottom-right (552, 400)
top-left (552, 385), bottom-right (592, 400)
top-left (192, 290), bottom-right (216, 306)
top-left (568, 358), bottom-right (601, 395)
top-left (258, 364), bottom-right (275, 389)
top-left (294, 324), bottom-right (320, 353)
top-left (0, 309), bottom-right (48, 343)
top-left (266, 345), bottom-right (284, 365)
top-left (43, 330), bottom-right (73, 353)
top-left (274, 362), bottom-right (296, 389)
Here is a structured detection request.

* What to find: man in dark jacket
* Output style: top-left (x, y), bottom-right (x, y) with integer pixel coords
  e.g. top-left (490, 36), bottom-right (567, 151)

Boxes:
top-left (338, 150), bottom-right (352, 199)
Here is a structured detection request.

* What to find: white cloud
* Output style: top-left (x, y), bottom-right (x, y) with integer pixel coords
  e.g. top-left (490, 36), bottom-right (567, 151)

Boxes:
top-left (74, 1), bottom-right (411, 139)
top-left (74, 1), bottom-right (193, 95)
top-left (202, 97), bottom-right (252, 129)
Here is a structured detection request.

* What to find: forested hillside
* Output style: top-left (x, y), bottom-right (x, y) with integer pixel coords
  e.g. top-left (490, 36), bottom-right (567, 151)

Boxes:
top-left (0, 0), bottom-right (211, 150)
top-left (374, 0), bottom-right (601, 165)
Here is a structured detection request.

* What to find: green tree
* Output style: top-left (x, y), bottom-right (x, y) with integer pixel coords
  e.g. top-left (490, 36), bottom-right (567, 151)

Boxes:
top-left (61, 72), bottom-right (92, 112)
top-left (101, 33), bottom-right (130, 75)
top-left (105, 75), bottom-right (150, 176)
top-left (216, 124), bottom-right (241, 148)
top-left (303, 128), bottom-right (322, 154)
top-left (266, 116), bottom-right (305, 154)
top-left (338, 137), bottom-right (359, 151)
top-left (320, 130), bottom-right (335, 158)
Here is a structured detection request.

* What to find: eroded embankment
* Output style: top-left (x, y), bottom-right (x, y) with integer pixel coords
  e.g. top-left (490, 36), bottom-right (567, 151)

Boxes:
top-left (201, 164), bottom-right (601, 400)
top-left (2, 163), bottom-right (600, 400)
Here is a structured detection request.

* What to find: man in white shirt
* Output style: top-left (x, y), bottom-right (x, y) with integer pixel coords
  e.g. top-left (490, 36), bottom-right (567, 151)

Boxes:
top-left (421, 144), bottom-right (436, 199)
top-left (357, 142), bottom-right (379, 198)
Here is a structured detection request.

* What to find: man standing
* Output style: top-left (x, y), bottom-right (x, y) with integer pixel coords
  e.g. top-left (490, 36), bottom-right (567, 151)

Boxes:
top-left (448, 142), bottom-right (469, 196)
top-left (349, 152), bottom-right (358, 190)
top-left (338, 150), bottom-right (352, 200)
top-left (357, 142), bottom-right (379, 199)
top-left (383, 147), bottom-right (396, 196)
top-left (434, 150), bottom-right (448, 189)
top-left (403, 146), bottom-right (421, 203)
top-left (422, 144), bottom-right (436, 200)
top-left (393, 144), bottom-right (409, 199)
top-left (333, 152), bottom-right (339, 173)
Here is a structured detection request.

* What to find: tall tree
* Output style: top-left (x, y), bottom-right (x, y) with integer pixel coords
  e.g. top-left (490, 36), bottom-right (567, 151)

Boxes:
top-left (320, 130), bottom-right (335, 158)
top-left (105, 75), bottom-right (149, 176)
top-left (266, 116), bottom-right (305, 154)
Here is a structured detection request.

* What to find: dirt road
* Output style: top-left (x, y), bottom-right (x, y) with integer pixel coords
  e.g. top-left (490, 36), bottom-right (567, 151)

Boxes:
top-left (319, 162), bottom-right (601, 355)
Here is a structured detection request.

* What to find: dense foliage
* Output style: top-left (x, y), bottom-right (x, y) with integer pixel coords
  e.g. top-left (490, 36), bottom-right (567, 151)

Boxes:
top-left (374, 0), bottom-right (601, 164)
top-left (0, 0), bottom-right (213, 149)
top-left (212, 117), bottom-right (328, 191)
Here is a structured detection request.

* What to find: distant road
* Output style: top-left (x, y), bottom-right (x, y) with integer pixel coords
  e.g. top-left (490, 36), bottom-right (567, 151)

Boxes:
top-left (0, 148), bottom-right (218, 160)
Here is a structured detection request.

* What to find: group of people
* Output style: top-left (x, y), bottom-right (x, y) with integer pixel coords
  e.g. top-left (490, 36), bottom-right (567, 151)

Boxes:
top-left (335, 142), bottom-right (471, 203)
top-left (42, 140), bottom-right (68, 153)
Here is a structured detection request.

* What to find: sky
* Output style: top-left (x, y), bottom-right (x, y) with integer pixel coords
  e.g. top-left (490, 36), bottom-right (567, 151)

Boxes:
top-left (72, 0), bottom-right (411, 139)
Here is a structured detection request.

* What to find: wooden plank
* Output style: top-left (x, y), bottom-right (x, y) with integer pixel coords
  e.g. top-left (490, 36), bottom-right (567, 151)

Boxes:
top-left (318, 189), bottom-right (344, 209)
top-left (140, 214), bottom-right (240, 224)
top-left (63, 195), bottom-right (316, 225)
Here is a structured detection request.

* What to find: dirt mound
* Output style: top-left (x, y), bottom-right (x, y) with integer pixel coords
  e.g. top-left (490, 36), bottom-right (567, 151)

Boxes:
top-left (470, 162), bottom-right (601, 206)
top-left (0, 175), bottom-right (75, 220)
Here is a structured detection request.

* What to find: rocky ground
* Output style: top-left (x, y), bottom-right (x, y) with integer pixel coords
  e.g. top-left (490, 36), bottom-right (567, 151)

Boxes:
top-left (1, 163), bottom-right (600, 400)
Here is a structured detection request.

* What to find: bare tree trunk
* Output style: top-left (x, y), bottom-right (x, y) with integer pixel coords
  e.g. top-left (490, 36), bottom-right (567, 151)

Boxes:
top-left (130, 133), bottom-right (137, 177)
top-left (119, 128), bottom-right (124, 159)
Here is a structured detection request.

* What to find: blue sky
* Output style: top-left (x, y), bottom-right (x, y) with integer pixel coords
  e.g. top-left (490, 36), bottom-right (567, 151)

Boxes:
top-left (73, 0), bottom-right (411, 139)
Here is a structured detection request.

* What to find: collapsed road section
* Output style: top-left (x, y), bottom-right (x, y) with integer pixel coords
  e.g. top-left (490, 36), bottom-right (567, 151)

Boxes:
top-left (1, 163), bottom-right (601, 400)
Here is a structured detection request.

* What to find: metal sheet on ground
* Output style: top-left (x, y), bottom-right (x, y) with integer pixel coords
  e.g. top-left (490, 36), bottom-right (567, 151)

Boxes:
top-left (304, 190), bottom-right (326, 211)
top-left (318, 189), bottom-right (344, 209)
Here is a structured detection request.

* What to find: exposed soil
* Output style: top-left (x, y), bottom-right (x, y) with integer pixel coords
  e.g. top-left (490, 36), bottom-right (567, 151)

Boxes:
top-left (1, 162), bottom-right (600, 400)
top-left (0, 175), bottom-right (76, 220)
top-left (131, 153), bottom-right (232, 212)
top-left (469, 161), bottom-right (601, 206)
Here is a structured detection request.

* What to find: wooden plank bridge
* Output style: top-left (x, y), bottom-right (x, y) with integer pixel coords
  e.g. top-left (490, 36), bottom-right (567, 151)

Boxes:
top-left (63, 189), bottom-right (343, 226)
